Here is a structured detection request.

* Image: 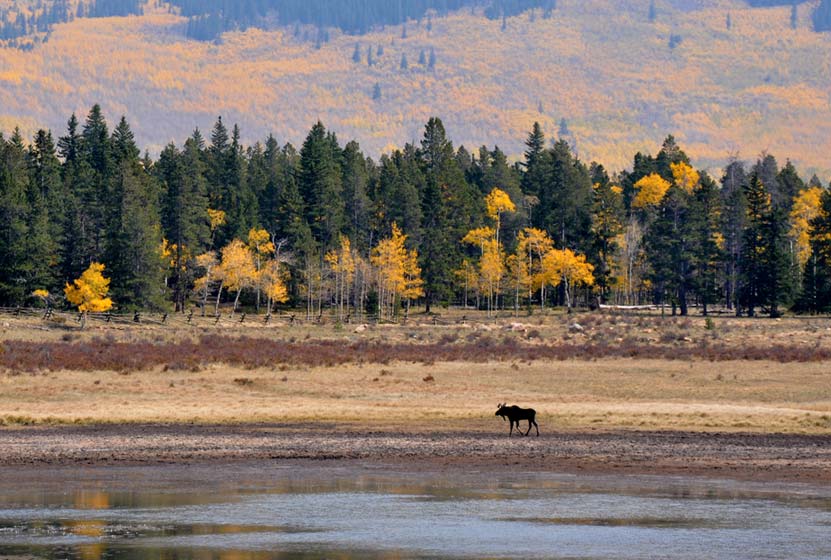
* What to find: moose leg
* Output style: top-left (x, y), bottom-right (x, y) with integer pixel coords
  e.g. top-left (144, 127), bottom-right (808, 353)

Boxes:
top-left (532, 419), bottom-right (539, 436)
top-left (525, 419), bottom-right (532, 436)
top-left (508, 420), bottom-right (515, 436)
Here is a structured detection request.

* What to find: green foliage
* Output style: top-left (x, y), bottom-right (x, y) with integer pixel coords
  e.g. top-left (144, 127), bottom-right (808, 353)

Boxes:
top-left (0, 106), bottom-right (822, 317)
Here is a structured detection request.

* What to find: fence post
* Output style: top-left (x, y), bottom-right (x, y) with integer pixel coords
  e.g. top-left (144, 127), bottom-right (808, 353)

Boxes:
top-left (162, 313), bottom-right (168, 324)
top-left (187, 310), bottom-right (193, 324)
top-left (264, 313), bottom-right (271, 324)
top-left (133, 312), bottom-right (141, 323)
top-left (240, 313), bottom-right (246, 323)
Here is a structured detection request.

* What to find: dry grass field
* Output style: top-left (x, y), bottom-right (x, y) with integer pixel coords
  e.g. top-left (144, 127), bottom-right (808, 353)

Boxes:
top-left (1, 310), bottom-right (830, 434)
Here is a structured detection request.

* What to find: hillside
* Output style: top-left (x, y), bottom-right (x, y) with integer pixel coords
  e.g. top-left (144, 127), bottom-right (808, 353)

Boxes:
top-left (0, 0), bottom-right (830, 176)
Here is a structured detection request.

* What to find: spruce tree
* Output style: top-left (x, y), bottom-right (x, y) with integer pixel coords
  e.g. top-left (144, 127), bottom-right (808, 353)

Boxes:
top-left (0, 131), bottom-right (34, 303)
top-left (299, 121), bottom-right (344, 254)
top-left (105, 117), bottom-right (166, 310)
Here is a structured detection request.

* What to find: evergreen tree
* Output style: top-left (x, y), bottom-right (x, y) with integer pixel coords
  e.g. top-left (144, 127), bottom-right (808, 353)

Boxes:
top-left (648, 0), bottom-right (656, 22)
top-left (428, 47), bottom-right (436, 70)
top-left (157, 133), bottom-right (211, 311)
top-left (419, 117), bottom-right (479, 309)
top-left (400, 53), bottom-right (408, 70)
top-left (298, 121), bottom-right (344, 254)
top-left (589, 163), bottom-right (624, 302)
top-left (418, 49), bottom-right (426, 64)
top-left (105, 117), bottom-right (166, 310)
top-left (738, 172), bottom-right (791, 317)
top-left (341, 140), bottom-right (372, 252)
top-left (372, 82), bottom-right (382, 100)
top-left (689, 173), bottom-right (723, 315)
top-left (720, 159), bottom-right (746, 311)
top-left (791, 3), bottom-right (798, 29)
top-left (798, 189), bottom-right (831, 312)
top-left (646, 182), bottom-right (693, 315)
top-left (352, 42), bottom-right (361, 62)
top-left (26, 129), bottom-right (64, 293)
top-left (0, 131), bottom-right (34, 303)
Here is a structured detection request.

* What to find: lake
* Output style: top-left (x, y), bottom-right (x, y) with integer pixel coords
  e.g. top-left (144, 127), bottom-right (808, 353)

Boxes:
top-left (0, 463), bottom-right (829, 559)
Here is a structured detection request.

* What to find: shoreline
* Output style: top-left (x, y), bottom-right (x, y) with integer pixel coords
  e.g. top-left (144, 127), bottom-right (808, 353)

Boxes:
top-left (1, 423), bottom-right (829, 485)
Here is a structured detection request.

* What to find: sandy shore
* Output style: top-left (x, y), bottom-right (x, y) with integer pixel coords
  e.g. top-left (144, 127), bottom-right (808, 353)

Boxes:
top-left (1, 423), bottom-right (829, 484)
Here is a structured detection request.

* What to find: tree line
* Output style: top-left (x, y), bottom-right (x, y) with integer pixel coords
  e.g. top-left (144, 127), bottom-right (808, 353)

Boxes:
top-left (2, 106), bottom-right (831, 319)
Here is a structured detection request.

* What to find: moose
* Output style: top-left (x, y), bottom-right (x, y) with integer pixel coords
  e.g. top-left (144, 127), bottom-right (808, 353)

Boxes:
top-left (495, 403), bottom-right (539, 437)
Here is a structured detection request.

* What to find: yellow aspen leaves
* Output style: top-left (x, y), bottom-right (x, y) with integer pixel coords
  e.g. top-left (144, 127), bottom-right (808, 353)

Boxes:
top-left (790, 186), bottom-right (824, 269)
top-left (539, 248), bottom-right (595, 308)
top-left (217, 239), bottom-right (257, 311)
top-left (461, 227), bottom-right (496, 247)
top-left (64, 263), bottom-right (114, 314)
top-left (485, 187), bottom-right (516, 220)
top-left (371, 223), bottom-right (423, 318)
top-left (207, 208), bottom-right (226, 231)
top-left (670, 162), bottom-right (700, 193)
top-left (32, 289), bottom-right (50, 300)
top-left (632, 173), bottom-right (671, 208)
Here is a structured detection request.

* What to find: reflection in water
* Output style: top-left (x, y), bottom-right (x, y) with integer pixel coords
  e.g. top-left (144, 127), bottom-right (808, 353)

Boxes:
top-left (0, 467), bottom-right (829, 560)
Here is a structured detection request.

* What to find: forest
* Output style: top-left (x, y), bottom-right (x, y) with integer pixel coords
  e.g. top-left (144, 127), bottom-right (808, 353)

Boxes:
top-left (2, 106), bottom-right (831, 319)
top-left (3, 0), bottom-right (831, 45)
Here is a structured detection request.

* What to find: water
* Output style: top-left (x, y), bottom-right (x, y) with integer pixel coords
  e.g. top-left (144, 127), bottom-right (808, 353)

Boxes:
top-left (0, 464), bottom-right (829, 559)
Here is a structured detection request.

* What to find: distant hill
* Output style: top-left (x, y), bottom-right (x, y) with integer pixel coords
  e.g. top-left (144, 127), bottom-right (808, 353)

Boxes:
top-left (0, 0), bottom-right (830, 178)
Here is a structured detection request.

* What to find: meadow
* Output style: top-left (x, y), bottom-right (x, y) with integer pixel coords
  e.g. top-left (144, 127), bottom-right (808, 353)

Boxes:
top-left (2, 309), bottom-right (830, 434)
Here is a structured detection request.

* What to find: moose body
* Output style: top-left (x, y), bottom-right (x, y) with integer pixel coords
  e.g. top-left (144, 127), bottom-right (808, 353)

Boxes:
top-left (495, 403), bottom-right (539, 436)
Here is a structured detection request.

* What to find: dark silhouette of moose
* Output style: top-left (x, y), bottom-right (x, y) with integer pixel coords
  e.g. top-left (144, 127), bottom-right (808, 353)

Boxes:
top-left (495, 403), bottom-right (539, 436)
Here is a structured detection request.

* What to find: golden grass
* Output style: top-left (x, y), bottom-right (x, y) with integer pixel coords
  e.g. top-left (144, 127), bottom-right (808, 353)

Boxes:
top-left (1, 357), bottom-right (829, 433)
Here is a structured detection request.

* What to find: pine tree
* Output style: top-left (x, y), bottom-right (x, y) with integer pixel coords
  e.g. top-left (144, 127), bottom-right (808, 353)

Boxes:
top-left (341, 140), bottom-right (372, 253)
top-left (299, 121), bottom-right (344, 254)
top-left (648, 0), bottom-right (656, 22)
top-left (798, 190), bottom-right (831, 312)
top-left (157, 133), bottom-right (211, 311)
top-left (0, 131), bottom-right (33, 303)
top-left (791, 3), bottom-right (798, 29)
top-left (419, 117), bottom-right (479, 310)
top-left (739, 172), bottom-right (771, 316)
top-left (689, 173), bottom-right (723, 315)
top-left (400, 53), bottom-right (408, 70)
top-left (428, 47), bottom-right (436, 70)
top-left (352, 42), bottom-right (361, 62)
top-left (372, 82), bottom-right (382, 100)
top-left (720, 159), bottom-right (746, 311)
top-left (105, 117), bottom-right (166, 310)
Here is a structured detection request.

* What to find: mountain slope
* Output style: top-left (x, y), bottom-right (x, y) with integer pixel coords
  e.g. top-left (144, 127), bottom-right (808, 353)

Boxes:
top-left (0, 0), bottom-right (829, 177)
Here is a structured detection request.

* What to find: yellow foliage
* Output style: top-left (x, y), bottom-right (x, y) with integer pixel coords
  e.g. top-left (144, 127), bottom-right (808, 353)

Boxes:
top-left (485, 187), bottom-right (516, 220)
top-left (790, 186), bottom-right (824, 269)
top-left (64, 262), bottom-right (113, 313)
top-left (670, 162), bottom-right (699, 193)
top-left (217, 239), bottom-right (256, 294)
top-left (540, 248), bottom-right (595, 290)
top-left (261, 259), bottom-right (289, 304)
top-left (32, 289), bottom-right (50, 300)
top-left (247, 228), bottom-right (274, 256)
top-left (0, 2), bottom-right (829, 175)
top-left (208, 208), bottom-right (226, 232)
top-left (461, 226), bottom-right (496, 247)
top-left (633, 173), bottom-right (671, 208)
top-left (324, 236), bottom-right (356, 276)
top-left (371, 223), bottom-right (423, 315)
